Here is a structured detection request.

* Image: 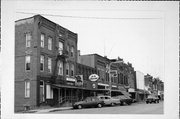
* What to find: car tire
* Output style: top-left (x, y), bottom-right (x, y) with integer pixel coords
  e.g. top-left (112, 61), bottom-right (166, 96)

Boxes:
top-left (120, 101), bottom-right (123, 106)
top-left (97, 103), bottom-right (102, 108)
top-left (111, 103), bottom-right (115, 106)
top-left (77, 105), bottom-right (82, 109)
top-left (146, 102), bottom-right (149, 104)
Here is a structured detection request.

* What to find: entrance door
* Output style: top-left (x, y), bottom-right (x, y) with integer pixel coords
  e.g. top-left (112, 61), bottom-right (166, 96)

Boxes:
top-left (40, 81), bottom-right (45, 103)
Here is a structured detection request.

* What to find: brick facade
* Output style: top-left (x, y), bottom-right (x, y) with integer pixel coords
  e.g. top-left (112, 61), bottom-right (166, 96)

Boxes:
top-left (15, 15), bottom-right (78, 112)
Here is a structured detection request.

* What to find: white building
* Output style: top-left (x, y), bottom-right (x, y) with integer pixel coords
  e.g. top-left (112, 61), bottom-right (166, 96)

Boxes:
top-left (136, 71), bottom-right (145, 90)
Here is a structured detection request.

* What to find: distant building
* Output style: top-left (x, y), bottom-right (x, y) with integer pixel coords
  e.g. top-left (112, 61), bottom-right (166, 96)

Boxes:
top-left (135, 71), bottom-right (145, 101)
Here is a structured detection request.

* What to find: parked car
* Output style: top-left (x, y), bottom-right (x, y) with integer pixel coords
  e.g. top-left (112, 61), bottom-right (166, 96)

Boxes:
top-left (146, 95), bottom-right (160, 104)
top-left (113, 95), bottom-right (133, 105)
top-left (73, 96), bottom-right (104, 109)
top-left (98, 95), bottom-right (120, 106)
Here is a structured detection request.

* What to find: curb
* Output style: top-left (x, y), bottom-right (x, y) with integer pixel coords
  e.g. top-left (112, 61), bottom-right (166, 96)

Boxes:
top-left (49, 107), bottom-right (73, 112)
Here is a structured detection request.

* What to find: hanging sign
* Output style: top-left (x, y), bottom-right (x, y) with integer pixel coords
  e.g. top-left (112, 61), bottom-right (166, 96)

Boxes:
top-left (89, 74), bottom-right (99, 82)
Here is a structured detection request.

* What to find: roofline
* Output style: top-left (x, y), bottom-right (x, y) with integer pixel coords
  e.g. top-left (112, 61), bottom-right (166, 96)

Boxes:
top-left (15, 14), bottom-right (78, 35)
top-left (15, 15), bottom-right (36, 23)
top-left (80, 53), bottom-right (109, 60)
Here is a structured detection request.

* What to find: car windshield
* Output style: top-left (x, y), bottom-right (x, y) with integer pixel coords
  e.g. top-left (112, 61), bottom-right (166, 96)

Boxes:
top-left (84, 97), bottom-right (91, 101)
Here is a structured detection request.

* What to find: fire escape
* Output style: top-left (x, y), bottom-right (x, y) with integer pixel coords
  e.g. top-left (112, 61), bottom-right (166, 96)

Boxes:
top-left (51, 49), bottom-right (68, 84)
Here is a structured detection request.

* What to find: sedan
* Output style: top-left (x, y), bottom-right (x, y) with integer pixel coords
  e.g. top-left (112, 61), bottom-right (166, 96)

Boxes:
top-left (113, 95), bottom-right (133, 105)
top-left (98, 95), bottom-right (120, 106)
top-left (73, 96), bottom-right (104, 109)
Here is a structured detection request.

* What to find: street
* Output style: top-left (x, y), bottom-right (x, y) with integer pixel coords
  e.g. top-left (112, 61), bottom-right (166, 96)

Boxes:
top-left (49, 101), bottom-right (163, 114)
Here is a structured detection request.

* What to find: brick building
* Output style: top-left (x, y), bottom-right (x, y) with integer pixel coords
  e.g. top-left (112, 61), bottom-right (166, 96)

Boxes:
top-left (15, 15), bottom-right (78, 111)
top-left (79, 54), bottom-right (130, 97)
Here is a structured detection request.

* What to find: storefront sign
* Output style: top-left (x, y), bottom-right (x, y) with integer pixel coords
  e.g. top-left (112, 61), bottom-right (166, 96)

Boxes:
top-left (75, 75), bottom-right (83, 86)
top-left (128, 88), bottom-right (135, 92)
top-left (66, 77), bottom-right (76, 82)
top-left (89, 74), bottom-right (99, 82)
top-left (112, 85), bottom-right (117, 88)
top-left (66, 82), bottom-right (75, 86)
top-left (92, 84), bottom-right (96, 88)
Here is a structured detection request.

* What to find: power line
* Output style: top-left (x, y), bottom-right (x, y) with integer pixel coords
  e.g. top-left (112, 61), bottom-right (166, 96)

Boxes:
top-left (16, 11), bottom-right (162, 20)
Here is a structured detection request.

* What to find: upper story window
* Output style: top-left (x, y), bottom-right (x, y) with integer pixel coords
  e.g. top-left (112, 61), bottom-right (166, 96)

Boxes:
top-left (25, 80), bottom-right (30, 98)
top-left (40, 55), bottom-right (44, 71)
top-left (58, 41), bottom-right (63, 55)
top-left (58, 61), bottom-right (63, 75)
top-left (70, 47), bottom-right (74, 57)
top-left (25, 33), bottom-right (31, 47)
top-left (71, 64), bottom-right (74, 77)
top-left (41, 34), bottom-right (45, 48)
top-left (66, 63), bottom-right (69, 76)
top-left (25, 55), bottom-right (30, 71)
top-left (48, 37), bottom-right (52, 50)
top-left (48, 57), bottom-right (52, 73)
top-left (67, 45), bottom-right (69, 55)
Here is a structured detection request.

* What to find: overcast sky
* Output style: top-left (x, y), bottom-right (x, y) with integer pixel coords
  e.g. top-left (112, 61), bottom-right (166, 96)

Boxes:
top-left (14, 1), bottom-right (178, 82)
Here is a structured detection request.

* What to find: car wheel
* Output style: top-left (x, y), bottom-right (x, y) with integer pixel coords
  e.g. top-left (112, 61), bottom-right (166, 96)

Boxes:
top-left (78, 105), bottom-right (82, 109)
top-left (120, 101), bottom-right (123, 106)
top-left (97, 103), bottom-right (102, 108)
top-left (146, 101), bottom-right (148, 104)
top-left (111, 103), bottom-right (115, 106)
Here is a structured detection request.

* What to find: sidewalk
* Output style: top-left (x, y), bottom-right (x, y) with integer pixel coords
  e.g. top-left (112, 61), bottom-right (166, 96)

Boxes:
top-left (23, 106), bottom-right (73, 113)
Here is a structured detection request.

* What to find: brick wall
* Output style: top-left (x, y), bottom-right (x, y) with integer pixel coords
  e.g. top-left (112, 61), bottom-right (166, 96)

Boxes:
top-left (15, 17), bottom-right (39, 111)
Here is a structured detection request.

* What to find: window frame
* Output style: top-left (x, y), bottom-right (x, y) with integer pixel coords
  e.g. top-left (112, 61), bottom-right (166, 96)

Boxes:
top-left (58, 41), bottom-right (63, 55)
top-left (71, 64), bottom-right (74, 77)
top-left (48, 37), bottom-right (52, 50)
top-left (41, 33), bottom-right (45, 48)
top-left (25, 32), bottom-right (31, 48)
top-left (40, 55), bottom-right (44, 72)
top-left (25, 55), bottom-right (31, 71)
top-left (67, 45), bottom-right (70, 55)
top-left (25, 80), bottom-right (30, 98)
top-left (58, 61), bottom-right (63, 76)
top-left (70, 46), bottom-right (74, 57)
top-left (48, 57), bottom-right (52, 73)
top-left (66, 63), bottom-right (69, 76)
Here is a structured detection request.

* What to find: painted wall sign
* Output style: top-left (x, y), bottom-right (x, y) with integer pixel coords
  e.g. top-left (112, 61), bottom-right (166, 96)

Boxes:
top-left (75, 75), bottom-right (83, 86)
top-left (89, 74), bottom-right (99, 82)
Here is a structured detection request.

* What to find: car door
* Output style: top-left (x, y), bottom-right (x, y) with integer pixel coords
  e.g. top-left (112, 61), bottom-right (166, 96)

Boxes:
top-left (83, 97), bottom-right (92, 107)
top-left (104, 96), bottom-right (111, 105)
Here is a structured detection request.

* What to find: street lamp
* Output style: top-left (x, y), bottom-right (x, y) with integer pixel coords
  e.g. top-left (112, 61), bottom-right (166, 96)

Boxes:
top-left (108, 60), bottom-right (123, 97)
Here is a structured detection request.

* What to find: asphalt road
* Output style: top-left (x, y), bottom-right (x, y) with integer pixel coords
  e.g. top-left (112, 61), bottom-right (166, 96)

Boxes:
top-left (50, 101), bottom-right (163, 114)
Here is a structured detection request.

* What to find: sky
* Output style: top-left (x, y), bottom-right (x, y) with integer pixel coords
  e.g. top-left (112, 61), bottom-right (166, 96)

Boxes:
top-left (14, 1), bottom-right (174, 82)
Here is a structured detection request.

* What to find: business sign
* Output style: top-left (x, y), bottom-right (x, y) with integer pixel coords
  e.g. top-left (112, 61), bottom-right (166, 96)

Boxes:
top-left (75, 75), bottom-right (83, 86)
top-left (89, 74), bottom-right (99, 82)
top-left (66, 77), bottom-right (76, 82)
top-left (92, 84), bottom-right (96, 89)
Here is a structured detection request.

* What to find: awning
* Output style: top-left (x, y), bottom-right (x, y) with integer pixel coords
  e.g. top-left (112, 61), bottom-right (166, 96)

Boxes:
top-left (120, 91), bottom-right (131, 97)
top-left (97, 83), bottom-right (109, 87)
top-left (52, 84), bottom-right (85, 90)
